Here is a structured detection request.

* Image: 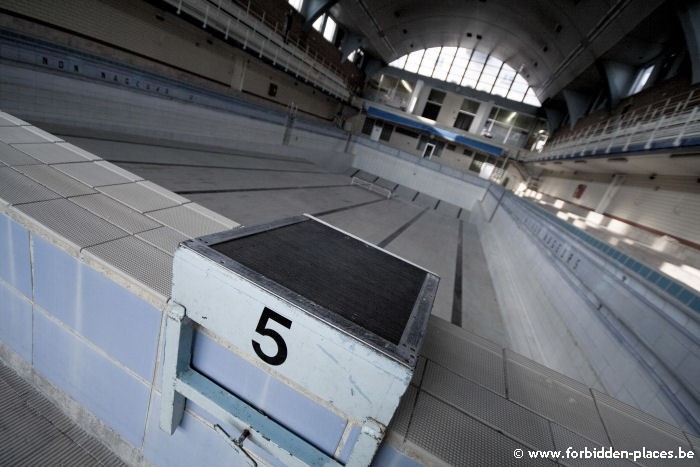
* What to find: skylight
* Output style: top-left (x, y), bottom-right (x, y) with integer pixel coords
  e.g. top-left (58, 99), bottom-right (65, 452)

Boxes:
top-left (389, 47), bottom-right (541, 107)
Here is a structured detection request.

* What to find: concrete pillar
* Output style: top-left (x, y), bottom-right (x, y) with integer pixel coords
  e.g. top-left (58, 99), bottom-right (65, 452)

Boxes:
top-left (469, 100), bottom-right (494, 135)
top-left (407, 79), bottom-right (424, 114)
top-left (600, 60), bottom-right (635, 108)
top-left (562, 90), bottom-right (591, 128)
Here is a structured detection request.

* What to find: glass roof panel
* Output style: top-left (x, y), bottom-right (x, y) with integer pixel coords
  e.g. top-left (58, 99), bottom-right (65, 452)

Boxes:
top-left (390, 55), bottom-right (407, 68)
top-left (404, 50), bottom-right (424, 73)
top-left (433, 47), bottom-right (456, 81)
top-left (418, 47), bottom-right (441, 77)
top-left (507, 74), bottom-right (529, 101)
top-left (523, 87), bottom-right (541, 106)
top-left (388, 48), bottom-right (539, 106)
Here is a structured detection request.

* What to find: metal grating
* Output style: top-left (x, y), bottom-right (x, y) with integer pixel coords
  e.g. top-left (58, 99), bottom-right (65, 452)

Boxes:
top-left (420, 325), bottom-right (505, 395)
top-left (507, 350), bottom-right (591, 392)
top-left (550, 423), bottom-right (634, 467)
top-left (11, 142), bottom-right (93, 164)
top-left (54, 162), bottom-right (134, 187)
top-left (185, 202), bottom-right (239, 229)
top-left (0, 126), bottom-right (58, 144)
top-left (407, 392), bottom-right (555, 466)
top-left (505, 354), bottom-right (609, 445)
top-left (592, 390), bottom-right (695, 466)
top-left (0, 167), bottom-right (61, 205)
top-left (410, 356), bottom-right (427, 387)
top-left (70, 193), bottom-right (161, 235)
top-left (16, 165), bottom-right (96, 197)
top-left (138, 180), bottom-right (189, 204)
top-left (147, 204), bottom-right (233, 238)
top-left (94, 161), bottom-right (143, 182)
top-left (0, 360), bottom-right (126, 466)
top-left (211, 219), bottom-right (428, 346)
top-left (0, 142), bottom-right (41, 166)
top-left (55, 142), bottom-right (100, 161)
top-left (98, 182), bottom-right (182, 213)
top-left (422, 362), bottom-right (555, 450)
top-left (388, 384), bottom-right (418, 439)
top-left (85, 236), bottom-right (173, 297)
top-left (16, 199), bottom-right (128, 248)
top-left (136, 226), bottom-right (189, 255)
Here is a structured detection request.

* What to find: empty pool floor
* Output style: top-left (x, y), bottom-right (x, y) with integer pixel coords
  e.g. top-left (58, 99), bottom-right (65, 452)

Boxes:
top-left (62, 134), bottom-right (508, 345)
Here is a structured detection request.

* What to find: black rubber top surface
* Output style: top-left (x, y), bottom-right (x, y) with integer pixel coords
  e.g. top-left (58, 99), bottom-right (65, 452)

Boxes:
top-left (212, 219), bottom-right (427, 345)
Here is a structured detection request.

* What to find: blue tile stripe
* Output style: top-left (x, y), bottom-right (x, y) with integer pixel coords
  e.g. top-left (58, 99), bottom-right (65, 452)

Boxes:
top-left (507, 195), bottom-right (700, 313)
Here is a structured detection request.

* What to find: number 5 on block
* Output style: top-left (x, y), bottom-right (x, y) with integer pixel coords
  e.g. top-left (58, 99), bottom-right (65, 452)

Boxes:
top-left (252, 307), bottom-right (292, 366)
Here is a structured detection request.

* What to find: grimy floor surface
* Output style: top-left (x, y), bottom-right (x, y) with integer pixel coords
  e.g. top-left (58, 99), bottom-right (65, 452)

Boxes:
top-left (4, 131), bottom-right (699, 466)
top-left (65, 135), bottom-right (508, 347)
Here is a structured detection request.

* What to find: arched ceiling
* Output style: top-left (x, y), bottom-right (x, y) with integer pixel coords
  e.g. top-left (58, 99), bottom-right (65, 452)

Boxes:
top-left (330, 0), bottom-right (668, 102)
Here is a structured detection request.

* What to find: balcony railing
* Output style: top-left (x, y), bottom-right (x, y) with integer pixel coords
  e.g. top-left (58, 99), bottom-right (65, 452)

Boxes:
top-left (522, 89), bottom-right (700, 162)
top-left (165, 0), bottom-right (351, 99)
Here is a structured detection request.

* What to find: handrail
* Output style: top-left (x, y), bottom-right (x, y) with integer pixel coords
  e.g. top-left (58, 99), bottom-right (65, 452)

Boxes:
top-left (164, 0), bottom-right (351, 100)
top-left (521, 105), bottom-right (699, 161)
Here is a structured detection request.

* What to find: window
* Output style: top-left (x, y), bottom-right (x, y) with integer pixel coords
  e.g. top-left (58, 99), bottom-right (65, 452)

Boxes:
top-left (323, 17), bottom-right (337, 42)
top-left (422, 89), bottom-right (445, 120)
top-left (454, 113), bottom-right (474, 131)
top-left (629, 65), bottom-right (654, 96)
top-left (380, 123), bottom-right (394, 141)
top-left (418, 47), bottom-right (441, 77)
top-left (348, 48), bottom-right (364, 65)
top-left (288, 0), bottom-right (303, 12)
top-left (427, 89), bottom-right (446, 104)
top-left (433, 47), bottom-right (456, 81)
top-left (476, 56), bottom-right (502, 92)
top-left (312, 15), bottom-right (324, 32)
top-left (453, 98), bottom-right (479, 131)
top-left (403, 50), bottom-right (424, 73)
top-left (422, 103), bottom-right (441, 120)
top-left (389, 47), bottom-right (541, 106)
top-left (484, 107), bottom-right (539, 147)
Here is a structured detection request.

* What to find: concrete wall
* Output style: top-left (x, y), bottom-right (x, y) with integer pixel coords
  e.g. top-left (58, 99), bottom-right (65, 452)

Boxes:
top-left (473, 190), bottom-right (700, 433)
top-left (350, 138), bottom-right (488, 211)
top-left (0, 207), bottom-right (361, 466)
top-left (0, 0), bottom-right (341, 120)
top-left (0, 62), bottom-right (353, 173)
top-left (537, 172), bottom-right (700, 246)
